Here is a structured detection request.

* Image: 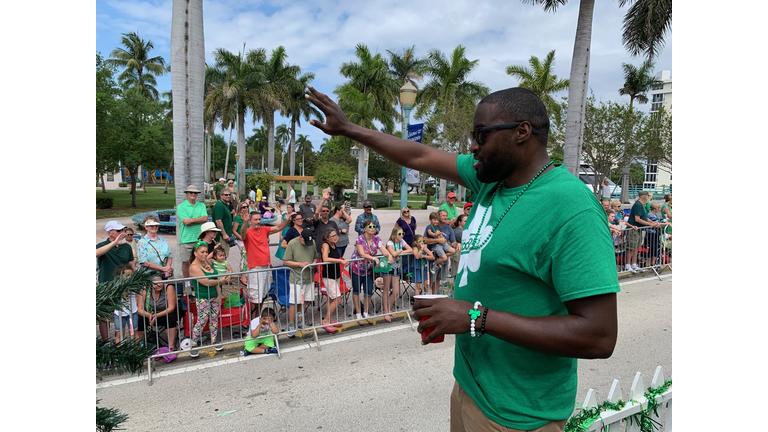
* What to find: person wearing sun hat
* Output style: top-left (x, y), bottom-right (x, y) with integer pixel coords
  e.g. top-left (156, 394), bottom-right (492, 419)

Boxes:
top-left (96, 220), bottom-right (136, 341)
top-left (177, 184), bottom-right (209, 280)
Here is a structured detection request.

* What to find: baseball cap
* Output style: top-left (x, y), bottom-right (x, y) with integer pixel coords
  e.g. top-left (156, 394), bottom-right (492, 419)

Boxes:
top-left (305, 194), bottom-right (313, 200)
top-left (301, 228), bottom-right (314, 243)
top-left (363, 200), bottom-right (372, 208)
top-left (144, 219), bottom-right (160, 226)
top-left (219, 178), bottom-right (225, 182)
top-left (447, 192), bottom-right (457, 198)
top-left (463, 202), bottom-right (473, 210)
top-left (105, 221), bottom-right (126, 232)
top-left (638, 191), bottom-right (650, 197)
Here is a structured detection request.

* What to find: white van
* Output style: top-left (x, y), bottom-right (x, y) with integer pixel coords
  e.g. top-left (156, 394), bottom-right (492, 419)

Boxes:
top-left (578, 165), bottom-right (622, 198)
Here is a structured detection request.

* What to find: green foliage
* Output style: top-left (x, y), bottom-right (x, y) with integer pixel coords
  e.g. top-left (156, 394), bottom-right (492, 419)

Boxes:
top-left (314, 162), bottom-right (355, 199)
top-left (247, 172), bottom-right (276, 197)
top-left (96, 399), bottom-right (128, 432)
top-left (424, 183), bottom-right (436, 206)
top-left (97, 196), bottom-right (114, 209)
top-left (367, 149), bottom-right (401, 192)
top-left (365, 194), bottom-right (390, 210)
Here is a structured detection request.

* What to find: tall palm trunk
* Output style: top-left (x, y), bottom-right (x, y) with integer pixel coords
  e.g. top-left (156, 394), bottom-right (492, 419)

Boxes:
top-left (562, 0), bottom-right (594, 176)
top-left (237, 110), bottom-right (246, 196)
top-left (267, 113), bottom-right (276, 176)
top-left (357, 147), bottom-right (366, 208)
top-left (289, 121), bottom-right (297, 176)
top-left (224, 127), bottom-right (232, 180)
top-left (171, 0), bottom-right (205, 206)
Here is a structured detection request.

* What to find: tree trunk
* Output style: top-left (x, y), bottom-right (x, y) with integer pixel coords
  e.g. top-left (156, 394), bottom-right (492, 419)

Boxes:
top-left (100, 174), bottom-right (107, 193)
top-left (267, 112), bottom-right (276, 176)
top-left (562, 0), bottom-right (595, 176)
top-left (357, 146), bottom-right (365, 208)
top-left (171, 0), bottom-right (205, 206)
top-left (620, 99), bottom-right (635, 204)
top-left (165, 157), bottom-right (173, 194)
top-left (237, 110), bottom-right (246, 196)
top-left (130, 167), bottom-right (138, 207)
top-left (224, 127), bottom-right (232, 181)
top-left (289, 121), bottom-right (297, 176)
top-left (439, 178), bottom-right (447, 205)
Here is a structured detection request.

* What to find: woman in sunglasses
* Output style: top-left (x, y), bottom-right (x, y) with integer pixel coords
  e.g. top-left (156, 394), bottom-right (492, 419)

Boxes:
top-left (395, 206), bottom-right (416, 279)
top-left (188, 240), bottom-right (229, 356)
top-left (383, 226), bottom-right (414, 322)
top-left (350, 222), bottom-right (392, 324)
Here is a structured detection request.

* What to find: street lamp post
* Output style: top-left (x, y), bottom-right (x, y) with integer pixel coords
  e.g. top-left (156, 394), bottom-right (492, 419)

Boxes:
top-left (399, 82), bottom-right (418, 209)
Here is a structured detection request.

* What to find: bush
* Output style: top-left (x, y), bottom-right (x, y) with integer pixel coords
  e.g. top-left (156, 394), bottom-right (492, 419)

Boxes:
top-left (97, 196), bottom-right (114, 209)
top-left (247, 172), bottom-right (275, 198)
top-left (314, 162), bottom-right (354, 201)
top-left (118, 182), bottom-right (128, 188)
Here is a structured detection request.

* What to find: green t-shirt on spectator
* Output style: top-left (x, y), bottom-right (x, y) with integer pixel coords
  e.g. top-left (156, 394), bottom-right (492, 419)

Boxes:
top-left (438, 202), bottom-right (458, 221)
top-left (627, 200), bottom-right (648, 227)
top-left (176, 199), bottom-right (208, 244)
top-left (212, 200), bottom-right (233, 242)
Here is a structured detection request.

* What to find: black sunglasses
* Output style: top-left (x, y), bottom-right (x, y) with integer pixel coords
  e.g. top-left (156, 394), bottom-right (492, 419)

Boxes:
top-left (471, 122), bottom-right (538, 146)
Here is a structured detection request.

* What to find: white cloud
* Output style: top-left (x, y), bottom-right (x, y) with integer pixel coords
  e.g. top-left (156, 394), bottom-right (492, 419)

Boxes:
top-left (96, 0), bottom-right (672, 150)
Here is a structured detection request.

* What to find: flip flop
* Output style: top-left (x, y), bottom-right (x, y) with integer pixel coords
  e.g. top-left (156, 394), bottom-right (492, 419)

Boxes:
top-left (324, 325), bottom-right (337, 333)
top-left (331, 321), bottom-right (342, 328)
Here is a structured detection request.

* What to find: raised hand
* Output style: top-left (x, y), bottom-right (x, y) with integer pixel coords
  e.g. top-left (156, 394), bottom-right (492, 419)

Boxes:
top-left (305, 84), bottom-right (353, 136)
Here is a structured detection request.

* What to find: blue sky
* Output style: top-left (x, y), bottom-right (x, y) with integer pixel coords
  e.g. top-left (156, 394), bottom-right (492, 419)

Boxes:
top-left (95, 0), bottom-right (672, 152)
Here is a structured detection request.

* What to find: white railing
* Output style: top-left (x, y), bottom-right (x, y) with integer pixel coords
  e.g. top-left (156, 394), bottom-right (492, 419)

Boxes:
top-left (567, 366), bottom-right (672, 432)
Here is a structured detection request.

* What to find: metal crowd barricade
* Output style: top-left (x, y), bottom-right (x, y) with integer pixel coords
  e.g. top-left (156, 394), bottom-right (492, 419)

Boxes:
top-left (612, 224), bottom-right (671, 280)
top-left (122, 251), bottom-right (460, 384)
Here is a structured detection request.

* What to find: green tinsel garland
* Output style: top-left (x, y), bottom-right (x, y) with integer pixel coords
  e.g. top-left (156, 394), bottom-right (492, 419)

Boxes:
top-left (564, 378), bottom-right (672, 432)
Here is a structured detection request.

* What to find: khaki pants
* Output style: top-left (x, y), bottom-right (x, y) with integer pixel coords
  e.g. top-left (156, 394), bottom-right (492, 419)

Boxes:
top-left (450, 382), bottom-right (566, 432)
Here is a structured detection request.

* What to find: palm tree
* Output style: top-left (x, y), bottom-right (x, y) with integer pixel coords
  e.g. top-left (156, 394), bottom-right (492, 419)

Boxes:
top-left (418, 45), bottom-right (489, 201)
top-left (252, 46), bottom-right (300, 182)
top-left (617, 59), bottom-right (662, 203)
top-left (295, 134), bottom-right (313, 174)
top-left (205, 46), bottom-right (267, 195)
top-left (619, 0), bottom-right (672, 60)
top-left (275, 123), bottom-right (289, 175)
top-left (505, 50), bottom-right (569, 123)
top-left (171, 0), bottom-right (205, 206)
top-left (522, 0), bottom-right (672, 175)
top-left (249, 125), bottom-right (269, 172)
top-left (108, 31), bottom-right (168, 100)
top-left (283, 72), bottom-right (322, 176)
top-left (336, 44), bottom-right (400, 206)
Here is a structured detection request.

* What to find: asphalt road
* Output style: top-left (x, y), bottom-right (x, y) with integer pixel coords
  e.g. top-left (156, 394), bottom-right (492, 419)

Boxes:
top-left (96, 275), bottom-right (672, 431)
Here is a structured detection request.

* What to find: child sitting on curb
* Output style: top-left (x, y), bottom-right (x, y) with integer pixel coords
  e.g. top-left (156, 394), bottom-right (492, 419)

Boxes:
top-left (240, 308), bottom-right (279, 356)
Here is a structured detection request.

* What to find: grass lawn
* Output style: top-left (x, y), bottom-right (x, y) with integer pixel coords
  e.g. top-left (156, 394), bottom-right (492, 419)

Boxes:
top-left (96, 185), bottom-right (438, 218)
top-left (96, 186), bottom-right (178, 219)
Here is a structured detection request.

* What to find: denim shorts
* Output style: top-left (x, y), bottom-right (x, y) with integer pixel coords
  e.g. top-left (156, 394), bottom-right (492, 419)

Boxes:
top-left (351, 272), bottom-right (374, 297)
top-left (114, 312), bottom-right (139, 334)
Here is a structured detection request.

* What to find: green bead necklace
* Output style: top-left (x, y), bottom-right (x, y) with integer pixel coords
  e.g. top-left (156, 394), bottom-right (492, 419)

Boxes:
top-left (467, 160), bottom-right (554, 252)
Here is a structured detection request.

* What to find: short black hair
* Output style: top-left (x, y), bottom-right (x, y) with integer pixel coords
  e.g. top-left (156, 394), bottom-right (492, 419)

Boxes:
top-left (480, 88), bottom-right (550, 146)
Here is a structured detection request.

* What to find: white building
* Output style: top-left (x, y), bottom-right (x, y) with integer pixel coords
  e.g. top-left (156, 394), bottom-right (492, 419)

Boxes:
top-left (643, 70), bottom-right (672, 191)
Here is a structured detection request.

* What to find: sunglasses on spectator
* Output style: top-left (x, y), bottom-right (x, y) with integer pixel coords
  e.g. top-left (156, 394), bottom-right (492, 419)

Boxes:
top-left (397, 232), bottom-right (404, 236)
top-left (471, 122), bottom-right (538, 146)
top-left (222, 193), bottom-right (231, 196)
top-left (365, 225), bottom-right (376, 229)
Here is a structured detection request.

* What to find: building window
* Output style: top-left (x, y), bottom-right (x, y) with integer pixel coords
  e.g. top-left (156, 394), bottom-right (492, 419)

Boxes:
top-left (107, 173), bottom-right (114, 182)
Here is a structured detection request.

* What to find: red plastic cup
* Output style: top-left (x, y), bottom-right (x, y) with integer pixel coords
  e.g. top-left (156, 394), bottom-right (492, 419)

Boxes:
top-left (413, 294), bottom-right (448, 343)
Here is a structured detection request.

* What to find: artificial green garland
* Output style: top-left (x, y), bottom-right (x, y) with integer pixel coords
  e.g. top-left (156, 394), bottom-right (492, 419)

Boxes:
top-left (564, 378), bottom-right (672, 432)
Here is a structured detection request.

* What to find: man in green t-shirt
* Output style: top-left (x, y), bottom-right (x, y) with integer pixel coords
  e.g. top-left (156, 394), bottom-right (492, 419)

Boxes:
top-left (96, 220), bottom-right (136, 340)
top-left (438, 191), bottom-right (459, 226)
top-left (212, 187), bottom-right (234, 257)
top-left (176, 185), bottom-right (209, 279)
top-left (305, 85), bottom-right (620, 431)
top-left (625, 191), bottom-right (660, 273)
top-left (282, 229), bottom-right (317, 337)
top-left (212, 178), bottom-right (226, 201)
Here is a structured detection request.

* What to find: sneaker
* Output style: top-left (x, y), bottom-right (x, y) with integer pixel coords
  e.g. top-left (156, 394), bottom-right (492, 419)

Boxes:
top-left (240, 350), bottom-right (251, 357)
top-left (631, 263), bottom-right (640, 271)
top-left (190, 349), bottom-right (199, 358)
top-left (265, 347), bottom-right (278, 355)
top-left (286, 323), bottom-right (296, 338)
top-left (624, 265), bottom-right (636, 274)
top-left (214, 344), bottom-right (223, 351)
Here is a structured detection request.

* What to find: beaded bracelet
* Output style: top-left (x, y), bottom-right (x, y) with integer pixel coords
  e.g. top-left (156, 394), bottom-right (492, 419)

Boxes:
top-left (478, 307), bottom-right (489, 336)
top-left (468, 301), bottom-right (482, 337)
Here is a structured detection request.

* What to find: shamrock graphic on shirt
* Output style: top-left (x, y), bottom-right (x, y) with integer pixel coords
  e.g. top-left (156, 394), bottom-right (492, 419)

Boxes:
top-left (457, 202), bottom-right (494, 288)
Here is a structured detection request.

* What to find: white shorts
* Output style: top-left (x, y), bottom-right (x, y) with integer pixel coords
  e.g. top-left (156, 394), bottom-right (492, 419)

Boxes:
top-left (247, 266), bottom-right (271, 304)
top-left (288, 281), bottom-right (315, 304)
top-left (322, 278), bottom-right (341, 300)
